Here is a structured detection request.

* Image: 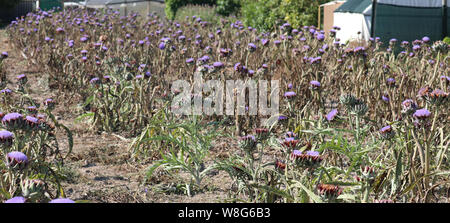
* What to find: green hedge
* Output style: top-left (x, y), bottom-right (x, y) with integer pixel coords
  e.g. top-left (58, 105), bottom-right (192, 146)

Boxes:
top-left (0, 0), bottom-right (20, 8)
top-left (241, 0), bottom-right (328, 31)
top-left (444, 37), bottom-right (450, 45)
top-left (166, 0), bottom-right (328, 31)
top-left (216, 0), bottom-right (241, 16)
top-left (165, 0), bottom-right (216, 20)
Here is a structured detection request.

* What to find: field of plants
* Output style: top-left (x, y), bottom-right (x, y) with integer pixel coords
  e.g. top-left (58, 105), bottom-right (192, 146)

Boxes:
top-left (0, 7), bottom-right (449, 203)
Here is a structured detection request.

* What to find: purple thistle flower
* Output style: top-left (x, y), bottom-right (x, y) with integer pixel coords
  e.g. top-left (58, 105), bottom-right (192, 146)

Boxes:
top-left (158, 42), bottom-right (166, 50)
top-left (326, 109), bottom-right (338, 121)
top-left (387, 78), bottom-right (396, 86)
top-left (186, 58), bottom-right (194, 64)
top-left (422, 36), bottom-right (430, 43)
top-left (49, 198), bottom-right (75, 203)
top-left (306, 151), bottom-right (320, 157)
top-left (284, 91), bottom-right (296, 98)
top-left (25, 115), bottom-right (39, 124)
top-left (413, 108), bottom-right (431, 119)
top-left (90, 77), bottom-right (100, 85)
top-left (0, 130), bottom-right (14, 146)
top-left (248, 43), bottom-right (257, 52)
top-left (310, 80), bottom-right (321, 89)
top-left (382, 95), bottom-right (390, 102)
top-left (1, 51), bottom-right (9, 59)
top-left (379, 126), bottom-right (395, 140)
top-left (7, 151), bottom-right (28, 167)
top-left (4, 197), bottom-right (26, 203)
top-left (261, 39), bottom-right (269, 46)
top-left (234, 63), bottom-right (243, 72)
top-left (213, 62), bottom-right (224, 68)
top-left (316, 34), bottom-right (325, 41)
top-left (380, 125), bottom-right (392, 134)
top-left (16, 74), bottom-right (26, 80)
top-left (2, 113), bottom-right (23, 125)
top-left (292, 150), bottom-right (302, 156)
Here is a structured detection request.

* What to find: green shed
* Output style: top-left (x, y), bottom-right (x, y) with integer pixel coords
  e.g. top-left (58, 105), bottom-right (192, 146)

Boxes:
top-left (38, 0), bottom-right (63, 11)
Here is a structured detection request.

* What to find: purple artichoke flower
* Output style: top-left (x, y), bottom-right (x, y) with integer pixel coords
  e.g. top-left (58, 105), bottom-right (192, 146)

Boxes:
top-left (261, 39), bottom-right (269, 46)
top-left (1, 51), bottom-right (8, 59)
top-left (287, 83), bottom-right (293, 89)
top-left (316, 34), bottom-right (325, 41)
top-left (310, 80), bottom-right (321, 89)
top-left (0, 130), bottom-right (14, 146)
top-left (248, 43), bottom-right (257, 52)
top-left (49, 198), bottom-right (75, 203)
top-left (90, 77), bottom-right (100, 85)
top-left (7, 151), bottom-right (29, 168)
top-left (186, 58), bottom-right (194, 64)
top-left (387, 78), bottom-right (396, 86)
top-left (306, 151), bottom-right (320, 157)
top-left (326, 109), bottom-right (338, 121)
top-left (379, 125), bottom-right (395, 139)
top-left (422, 36), bottom-right (430, 43)
top-left (2, 113), bottom-right (24, 129)
top-left (158, 42), bottom-right (166, 50)
top-left (25, 115), bottom-right (39, 129)
top-left (284, 91), bottom-right (296, 98)
top-left (213, 62), bottom-right (224, 68)
top-left (1, 88), bottom-right (12, 95)
top-left (413, 108), bottom-right (431, 120)
top-left (4, 197), bottom-right (26, 203)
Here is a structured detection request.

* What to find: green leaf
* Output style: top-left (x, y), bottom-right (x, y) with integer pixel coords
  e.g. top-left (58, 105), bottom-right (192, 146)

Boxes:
top-left (74, 112), bottom-right (95, 123)
top-left (292, 181), bottom-right (323, 203)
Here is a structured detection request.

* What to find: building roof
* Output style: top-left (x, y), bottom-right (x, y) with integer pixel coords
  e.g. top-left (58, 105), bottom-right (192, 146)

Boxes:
top-left (320, 1), bottom-right (346, 7)
top-left (334, 0), bottom-right (371, 13)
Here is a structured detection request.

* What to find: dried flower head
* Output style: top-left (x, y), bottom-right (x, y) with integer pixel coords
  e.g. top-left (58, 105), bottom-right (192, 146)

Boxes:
top-left (401, 99), bottom-right (417, 115)
top-left (317, 183), bottom-right (342, 200)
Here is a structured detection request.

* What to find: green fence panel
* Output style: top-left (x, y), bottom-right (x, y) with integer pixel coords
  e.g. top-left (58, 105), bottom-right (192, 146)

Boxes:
top-left (374, 3), bottom-right (445, 42)
top-left (39, 0), bottom-right (63, 11)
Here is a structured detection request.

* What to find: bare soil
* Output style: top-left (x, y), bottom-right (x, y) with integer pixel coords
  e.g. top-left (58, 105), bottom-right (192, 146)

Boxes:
top-left (0, 29), bottom-right (234, 203)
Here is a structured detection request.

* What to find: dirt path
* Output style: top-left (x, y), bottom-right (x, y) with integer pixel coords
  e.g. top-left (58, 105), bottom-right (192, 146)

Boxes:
top-left (0, 29), bottom-right (232, 203)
